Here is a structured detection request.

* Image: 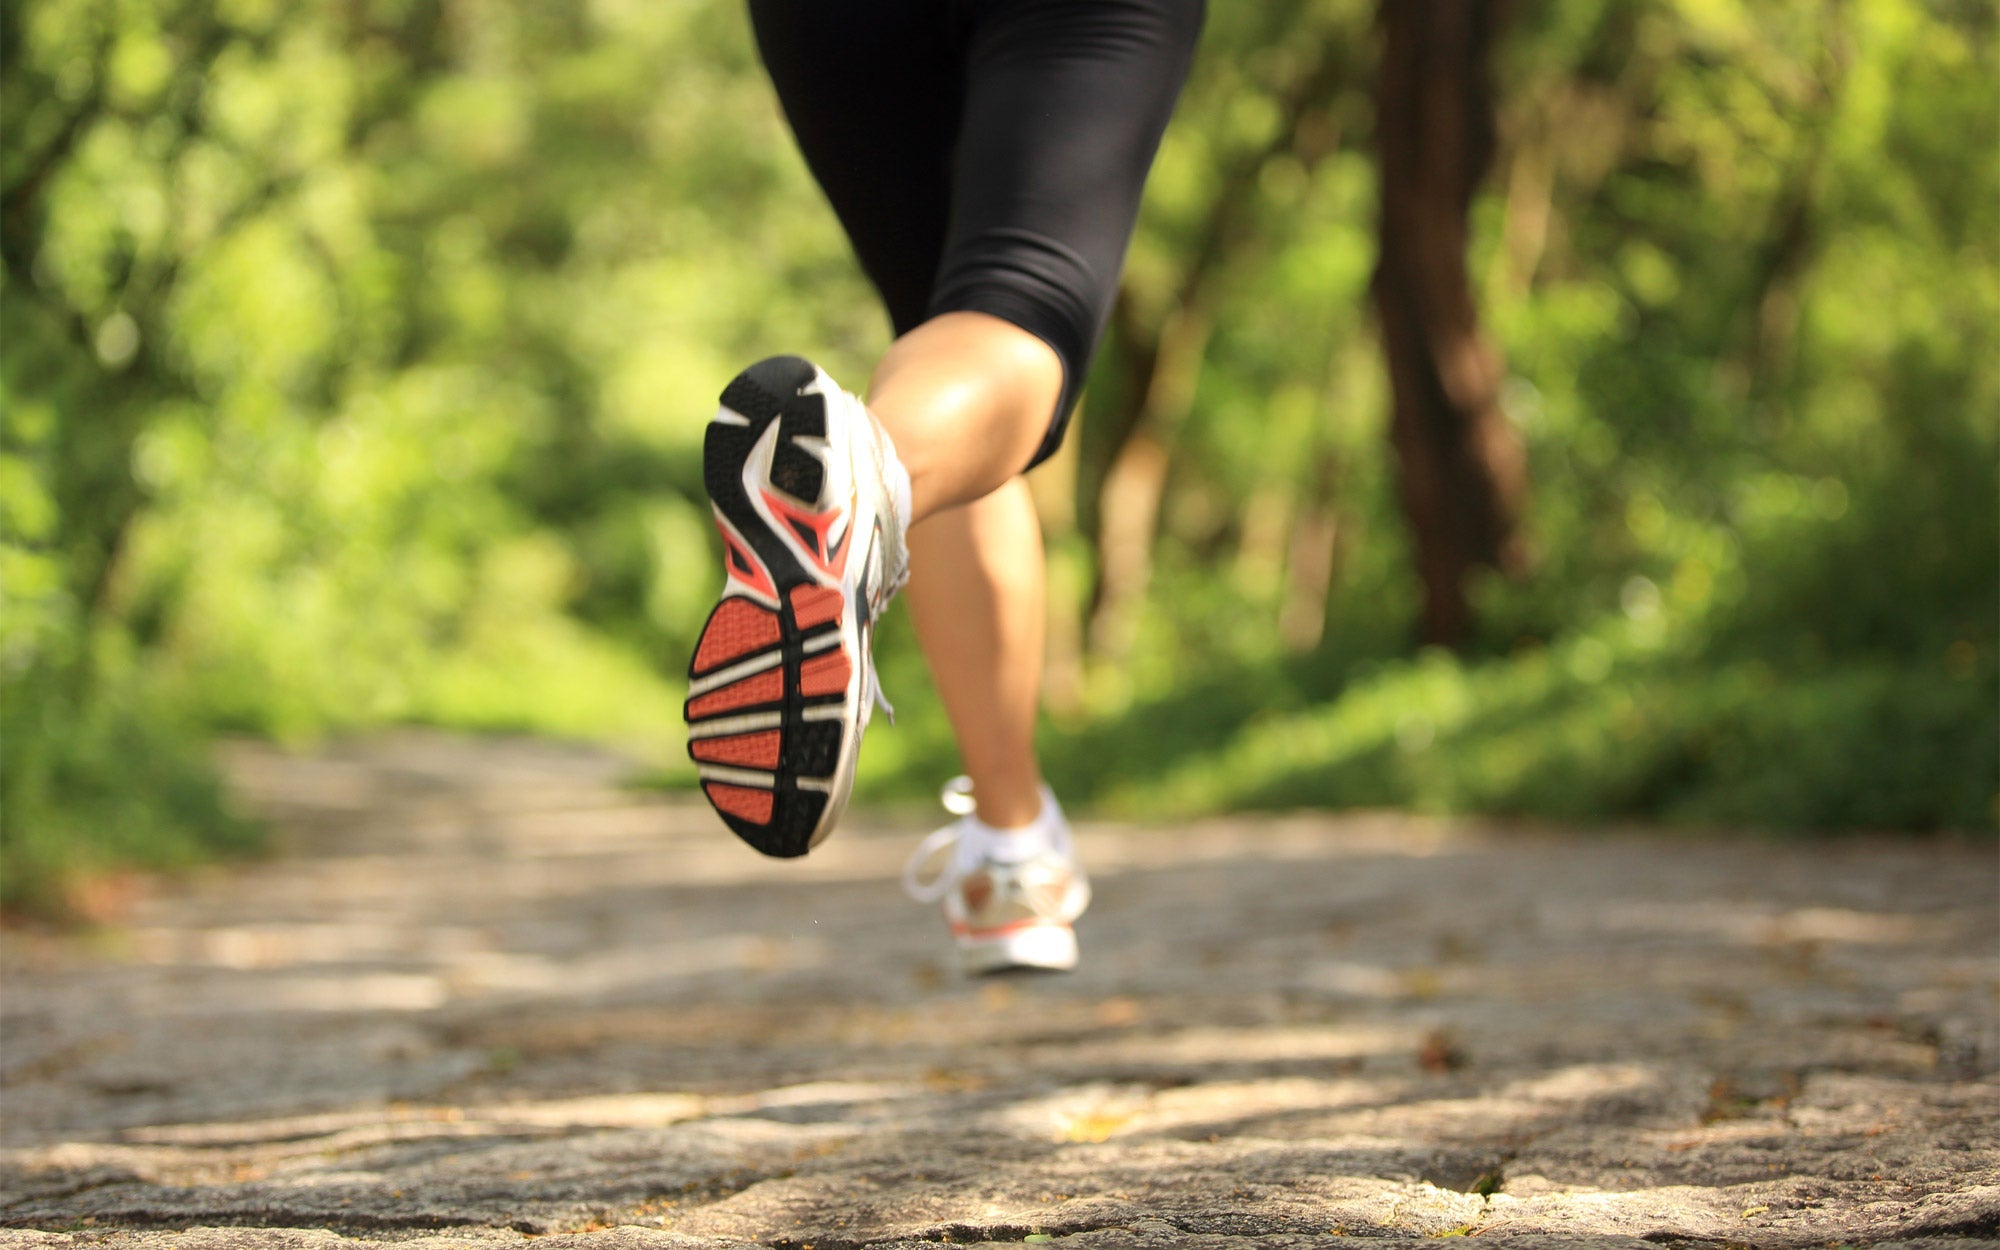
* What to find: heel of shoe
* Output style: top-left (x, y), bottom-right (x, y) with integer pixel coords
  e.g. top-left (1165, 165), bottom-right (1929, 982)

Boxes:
top-left (959, 923), bottom-right (1079, 975)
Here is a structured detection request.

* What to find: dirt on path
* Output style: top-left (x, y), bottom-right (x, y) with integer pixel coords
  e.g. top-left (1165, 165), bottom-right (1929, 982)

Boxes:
top-left (2, 733), bottom-right (1994, 1249)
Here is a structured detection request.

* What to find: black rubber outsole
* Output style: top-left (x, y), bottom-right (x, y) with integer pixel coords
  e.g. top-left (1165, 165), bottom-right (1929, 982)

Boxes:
top-left (687, 357), bottom-right (851, 859)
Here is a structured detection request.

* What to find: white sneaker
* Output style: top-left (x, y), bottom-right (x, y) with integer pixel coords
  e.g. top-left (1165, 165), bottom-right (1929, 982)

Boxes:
top-left (902, 777), bottom-right (1091, 974)
top-left (685, 356), bottom-right (910, 858)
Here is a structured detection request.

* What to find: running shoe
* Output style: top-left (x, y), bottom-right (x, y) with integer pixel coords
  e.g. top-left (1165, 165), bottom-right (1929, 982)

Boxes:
top-left (685, 356), bottom-right (909, 858)
top-left (902, 777), bottom-right (1091, 974)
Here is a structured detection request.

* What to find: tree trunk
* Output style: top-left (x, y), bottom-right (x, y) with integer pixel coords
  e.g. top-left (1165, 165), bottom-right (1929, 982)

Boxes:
top-left (1087, 300), bottom-right (1213, 660)
top-left (1083, 37), bottom-right (1356, 664)
top-left (1279, 452), bottom-right (1345, 652)
top-left (1372, 0), bottom-right (1529, 647)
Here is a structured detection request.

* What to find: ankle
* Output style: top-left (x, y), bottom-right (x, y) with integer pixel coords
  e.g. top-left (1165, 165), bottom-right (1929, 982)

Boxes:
top-left (959, 799), bottom-right (1059, 865)
top-left (974, 787), bottom-right (1044, 830)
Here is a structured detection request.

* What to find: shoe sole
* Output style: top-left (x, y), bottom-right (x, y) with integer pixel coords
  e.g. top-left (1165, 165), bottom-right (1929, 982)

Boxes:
top-left (686, 356), bottom-right (868, 858)
top-left (958, 922), bottom-right (1080, 975)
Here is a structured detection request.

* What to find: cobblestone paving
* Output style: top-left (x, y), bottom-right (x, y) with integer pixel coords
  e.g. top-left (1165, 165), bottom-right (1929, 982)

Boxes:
top-left (2, 734), bottom-right (1994, 1248)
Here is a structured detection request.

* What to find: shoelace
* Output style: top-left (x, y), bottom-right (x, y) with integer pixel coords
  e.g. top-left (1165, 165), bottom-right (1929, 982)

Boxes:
top-left (866, 665), bottom-right (895, 725)
top-left (859, 508), bottom-right (902, 728)
top-left (901, 778), bottom-right (1090, 923)
top-left (858, 542), bottom-right (895, 726)
top-left (900, 776), bottom-right (980, 903)
top-left (860, 405), bottom-right (912, 602)
top-left (849, 400), bottom-right (908, 730)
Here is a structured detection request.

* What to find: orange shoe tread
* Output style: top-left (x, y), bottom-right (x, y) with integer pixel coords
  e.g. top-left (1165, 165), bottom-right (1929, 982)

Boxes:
top-left (690, 730), bottom-right (782, 769)
top-left (789, 585), bottom-right (844, 630)
top-left (688, 668), bottom-right (784, 718)
top-left (705, 782), bottom-right (774, 824)
top-left (693, 599), bottom-right (781, 674)
top-left (798, 650), bottom-right (852, 698)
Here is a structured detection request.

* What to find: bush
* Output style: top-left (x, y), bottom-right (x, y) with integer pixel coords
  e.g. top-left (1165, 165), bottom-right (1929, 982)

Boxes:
top-left (0, 668), bottom-right (261, 921)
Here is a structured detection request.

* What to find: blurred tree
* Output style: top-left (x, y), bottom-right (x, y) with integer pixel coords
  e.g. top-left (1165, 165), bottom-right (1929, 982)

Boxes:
top-left (1372, 0), bottom-right (1529, 646)
top-left (1086, 0), bottom-right (1364, 663)
top-left (1, 0), bottom-right (1989, 918)
top-left (1084, 0), bottom-right (1532, 658)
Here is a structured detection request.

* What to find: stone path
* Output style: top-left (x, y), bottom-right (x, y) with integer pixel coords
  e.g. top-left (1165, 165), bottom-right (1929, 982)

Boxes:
top-left (1, 733), bottom-right (1995, 1249)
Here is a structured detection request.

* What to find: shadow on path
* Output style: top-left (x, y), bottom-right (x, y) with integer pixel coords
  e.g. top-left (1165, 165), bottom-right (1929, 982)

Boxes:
top-left (1, 733), bottom-right (1994, 1248)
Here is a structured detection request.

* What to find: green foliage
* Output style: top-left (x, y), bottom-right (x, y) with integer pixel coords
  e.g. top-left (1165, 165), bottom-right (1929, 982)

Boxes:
top-left (1061, 639), bottom-right (1994, 832)
top-left (1, 663), bottom-right (259, 917)
top-left (860, 0), bottom-right (1998, 830)
top-left (3, 0), bottom-right (824, 904)
top-left (1, 0), bottom-right (1991, 913)
top-left (4, 0), bottom-right (851, 740)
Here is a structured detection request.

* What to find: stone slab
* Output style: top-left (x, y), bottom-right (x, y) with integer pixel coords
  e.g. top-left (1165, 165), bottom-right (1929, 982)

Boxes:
top-left (3, 734), bottom-right (1994, 1247)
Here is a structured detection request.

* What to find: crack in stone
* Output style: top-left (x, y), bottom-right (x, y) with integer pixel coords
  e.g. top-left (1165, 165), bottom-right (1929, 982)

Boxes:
top-left (5, 737), bottom-right (1994, 1249)
top-left (0, 1208), bottom-right (490, 1236)
top-left (1, 1170), bottom-right (147, 1213)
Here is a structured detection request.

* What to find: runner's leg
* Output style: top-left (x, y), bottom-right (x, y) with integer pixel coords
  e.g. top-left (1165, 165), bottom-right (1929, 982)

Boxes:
top-left (903, 480), bottom-right (1048, 830)
top-left (750, 0), bottom-right (1204, 519)
top-left (867, 313), bottom-right (1061, 521)
top-left (715, 0), bottom-right (1201, 859)
top-left (878, 0), bottom-right (1202, 835)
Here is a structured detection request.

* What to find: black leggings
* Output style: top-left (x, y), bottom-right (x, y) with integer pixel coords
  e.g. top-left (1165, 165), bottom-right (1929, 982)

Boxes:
top-left (747, 0), bottom-right (1205, 469)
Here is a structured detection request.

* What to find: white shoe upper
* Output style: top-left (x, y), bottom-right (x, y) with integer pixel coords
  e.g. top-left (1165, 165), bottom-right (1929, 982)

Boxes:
top-left (903, 777), bottom-right (1091, 972)
top-left (804, 369), bottom-right (909, 726)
